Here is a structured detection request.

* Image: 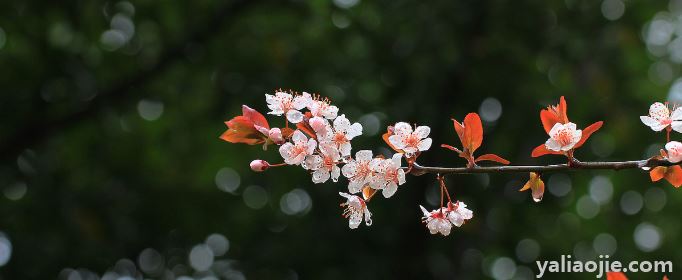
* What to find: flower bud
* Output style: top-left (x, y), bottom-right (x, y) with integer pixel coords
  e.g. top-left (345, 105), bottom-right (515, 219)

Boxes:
top-left (268, 128), bottom-right (285, 145)
top-left (309, 116), bottom-right (328, 137)
top-left (250, 159), bottom-right (270, 172)
top-left (666, 141), bottom-right (682, 163)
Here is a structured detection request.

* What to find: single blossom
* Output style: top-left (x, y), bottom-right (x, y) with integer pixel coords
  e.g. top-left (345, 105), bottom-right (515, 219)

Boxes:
top-left (339, 192), bottom-right (372, 229)
top-left (304, 143), bottom-right (342, 183)
top-left (265, 91), bottom-right (311, 123)
top-left (279, 130), bottom-right (317, 165)
top-left (308, 97), bottom-right (339, 119)
top-left (640, 102), bottom-right (682, 132)
top-left (370, 153), bottom-right (406, 198)
top-left (419, 206), bottom-right (452, 236)
top-left (321, 114), bottom-right (363, 157)
top-left (342, 150), bottom-right (375, 193)
top-left (545, 122), bottom-right (582, 152)
top-left (267, 128), bottom-right (285, 145)
top-left (666, 141), bottom-right (682, 163)
top-left (388, 122), bottom-right (433, 155)
top-left (446, 201), bottom-right (473, 227)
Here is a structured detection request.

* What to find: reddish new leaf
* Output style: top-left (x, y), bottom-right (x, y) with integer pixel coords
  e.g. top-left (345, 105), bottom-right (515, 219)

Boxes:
top-left (458, 113), bottom-right (483, 153)
top-left (540, 96), bottom-right (569, 134)
top-left (650, 165), bottom-right (682, 188)
top-left (519, 172), bottom-right (544, 202)
top-left (220, 116), bottom-right (266, 145)
top-left (241, 105), bottom-right (269, 130)
top-left (475, 154), bottom-right (510, 165)
top-left (574, 121), bottom-right (603, 149)
top-left (441, 144), bottom-right (463, 154)
top-left (531, 144), bottom-right (563, 157)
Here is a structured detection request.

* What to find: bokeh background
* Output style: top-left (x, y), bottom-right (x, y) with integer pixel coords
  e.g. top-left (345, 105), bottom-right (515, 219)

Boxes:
top-left (1, 0), bottom-right (681, 279)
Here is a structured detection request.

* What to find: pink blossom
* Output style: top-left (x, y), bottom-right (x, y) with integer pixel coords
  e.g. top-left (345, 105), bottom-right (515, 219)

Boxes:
top-left (369, 153), bottom-right (406, 198)
top-left (342, 150), bottom-right (375, 193)
top-left (419, 206), bottom-right (452, 236)
top-left (279, 130), bottom-right (317, 165)
top-left (304, 143), bottom-right (342, 183)
top-left (640, 102), bottom-right (682, 132)
top-left (249, 160), bottom-right (270, 172)
top-left (666, 141), bottom-right (682, 163)
top-left (388, 122), bottom-right (432, 155)
top-left (545, 122), bottom-right (582, 152)
top-left (339, 192), bottom-right (372, 229)
top-left (265, 92), bottom-right (311, 123)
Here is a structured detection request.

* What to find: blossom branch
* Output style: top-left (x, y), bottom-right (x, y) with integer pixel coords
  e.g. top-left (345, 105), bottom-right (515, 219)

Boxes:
top-left (408, 158), bottom-right (676, 176)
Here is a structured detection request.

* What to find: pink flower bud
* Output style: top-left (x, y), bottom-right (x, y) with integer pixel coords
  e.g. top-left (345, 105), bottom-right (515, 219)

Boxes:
top-left (666, 141), bottom-right (682, 163)
top-left (250, 160), bottom-right (270, 172)
top-left (268, 128), bottom-right (285, 145)
top-left (309, 116), bottom-right (329, 137)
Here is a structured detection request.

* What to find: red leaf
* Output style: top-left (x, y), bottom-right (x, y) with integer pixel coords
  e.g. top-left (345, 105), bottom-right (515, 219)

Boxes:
top-left (665, 165), bottom-right (682, 188)
top-left (540, 96), bottom-right (569, 134)
top-left (475, 154), bottom-right (510, 165)
top-left (650, 167), bottom-right (667, 182)
top-left (462, 113), bottom-right (483, 153)
top-left (606, 272), bottom-right (628, 280)
top-left (219, 117), bottom-right (265, 145)
top-left (296, 121), bottom-right (317, 139)
top-left (531, 144), bottom-right (563, 157)
top-left (650, 166), bottom-right (682, 188)
top-left (241, 105), bottom-right (269, 130)
top-left (441, 144), bottom-right (462, 154)
top-left (574, 121), bottom-right (603, 149)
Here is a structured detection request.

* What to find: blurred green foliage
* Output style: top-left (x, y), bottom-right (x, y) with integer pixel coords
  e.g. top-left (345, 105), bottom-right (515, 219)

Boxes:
top-left (0, 0), bottom-right (680, 279)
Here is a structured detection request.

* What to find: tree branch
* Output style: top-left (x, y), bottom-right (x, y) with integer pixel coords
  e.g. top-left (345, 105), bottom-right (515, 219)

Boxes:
top-left (408, 158), bottom-right (675, 176)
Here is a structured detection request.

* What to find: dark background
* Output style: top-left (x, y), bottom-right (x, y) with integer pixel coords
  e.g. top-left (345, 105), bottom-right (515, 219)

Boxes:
top-left (0, 0), bottom-right (680, 279)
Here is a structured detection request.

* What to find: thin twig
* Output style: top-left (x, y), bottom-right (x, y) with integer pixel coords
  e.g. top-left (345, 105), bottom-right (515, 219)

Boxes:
top-left (408, 158), bottom-right (675, 176)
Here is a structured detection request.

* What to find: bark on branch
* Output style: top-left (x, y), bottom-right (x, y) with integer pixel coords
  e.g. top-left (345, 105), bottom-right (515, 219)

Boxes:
top-left (408, 158), bottom-right (675, 176)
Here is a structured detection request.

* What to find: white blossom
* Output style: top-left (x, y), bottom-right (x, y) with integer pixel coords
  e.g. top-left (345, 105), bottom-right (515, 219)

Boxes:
top-left (279, 130), bottom-right (316, 165)
top-left (545, 122), bottom-right (582, 152)
top-left (388, 122), bottom-right (432, 155)
top-left (339, 192), bottom-right (372, 229)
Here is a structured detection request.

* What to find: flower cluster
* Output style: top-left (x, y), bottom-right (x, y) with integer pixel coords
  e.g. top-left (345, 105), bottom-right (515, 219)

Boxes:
top-left (641, 102), bottom-right (682, 188)
top-left (419, 202), bottom-right (473, 236)
top-left (222, 90), bottom-right (436, 230)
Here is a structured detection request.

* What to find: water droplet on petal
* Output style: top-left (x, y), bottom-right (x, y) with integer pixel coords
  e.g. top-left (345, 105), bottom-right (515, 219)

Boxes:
top-left (641, 166), bottom-right (651, 171)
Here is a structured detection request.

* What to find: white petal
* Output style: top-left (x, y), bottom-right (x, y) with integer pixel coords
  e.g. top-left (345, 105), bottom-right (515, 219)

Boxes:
top-left (331, 166), bottom-right (341, 182)
top-left (325, 105), bottom-right (339, 119)
top-left (348, 179), bottom-right (364, 194)
top-left (418, 138), bottom-right (433, 151)
top-left (312, 169), bottom-right (330, 184)
top-left (363, 207), bottom-right (372, 226)
top-left (640, 116), bottom-right (661, 129)
top-left (393, 122), bottom-right (413, 136)
top-left (672, 120), bottom-right (682, 133)
top-left (672, 107), bottom-right (682, 121)
top-left (649, 102), bottom-right (670, 120)
top-left (342, 161), bottom-right (358, 178)
top-left (419, 205), bottom-right (430, 217)
top-left (292, 130), bottom-right (306, 143)
top-left (306, 139), bottom-right (317, 155)
top-left (397, 169), bottom-right (406, 185)
top-left (382, 182), bottom-right (398, 198)
top-left (414, 126), bottom-right (431, 138)
top-left (333, 114), bottom-right (351, 132)
top-left (391, 153), bottom-right (403, 167)
top-left (339, 192), bottom-right (351, 199)
top-left (346, 123), bottom-right (363, 139)
top-left (545, 138), bottom-right (561, 152)
top-left (356, 150), bottom-right (373, 162)
top-left (279, 143), bottom-right (293, 161)
top-left (339, 142), bottom-right (352, 157)
top-left (564, 122), bottom-right (577, 131)
top-left (303, 155), bottom-right (323, 170)
top-left (548, 123), bottom-right (564, 137)
top-left (286, 110), bottom-right (304, 123)
top-left (388, 135), bottom-right (406, 149)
